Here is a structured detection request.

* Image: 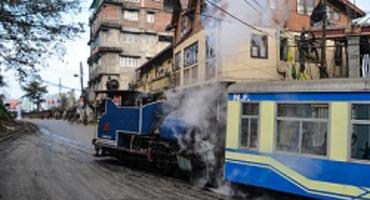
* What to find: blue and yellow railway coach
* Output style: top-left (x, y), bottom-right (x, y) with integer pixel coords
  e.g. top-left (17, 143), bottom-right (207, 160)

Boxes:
top-left (225, 79), bottom-right (370, 200)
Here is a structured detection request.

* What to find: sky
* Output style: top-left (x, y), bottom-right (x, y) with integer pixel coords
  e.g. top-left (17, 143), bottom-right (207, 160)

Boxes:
top-left (1, 0), bottom-right (93, 100)
top-left (1, 0), bottom-right (370, 100)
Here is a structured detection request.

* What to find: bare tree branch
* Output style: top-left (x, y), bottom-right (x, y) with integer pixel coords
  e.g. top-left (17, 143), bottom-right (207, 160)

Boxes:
top-left (0, 0), bottom-right (84, 81)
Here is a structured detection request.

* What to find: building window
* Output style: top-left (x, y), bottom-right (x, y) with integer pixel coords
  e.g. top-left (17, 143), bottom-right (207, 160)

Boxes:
top-left (251, 34), bottom-right (268, 59)
top-left (280, 37), bottom-right (288, 61)
top-left (156, 66), bottom-right (165, 78)
top-left (101, 31), bottom-right (109, 43)
top-left (276, 103), bottom-right (328, 156)
top-left (184, 68), bottom-right (190, 85)
top-left (206, 35), bottom-right (216, 80)
top-left (241, 103), bottom-right (259, 149)
top-left (175, 52), bottom-right (181, 71)
top-left (121, 32), bottom-right (139, 43)
top-left (183, 66), bottom-right (198, 85)
top-left (351, 104), bottom-right (370, 161)
top-left (164, 0), bottom-right (174, 10)
top-left (191, 65), bottom-right (198, 82)
top-left (123, 10), bottom-right (139, 21)
top-left (175, 72), bottom-right (180, 87)
top-left (97, 57), bottom-right (102, 66)
top-left (92, 35), bottom-right (100, 50)
top-left (180, 14), bottom-right (193, 37)
top-left (183, 42), bottom-right (198, 85)
top-left (147, 12), bottom-right (155, 23)
top-left (120, 56), bottom-right (140, 68)
top-left (206, 35), bottom-right (216, 59)
top-left (327, 6), bottom-right (340, 22)
top-left (144, 34), bottom-right (157, 43)
top-left (297, 0), bottom-right (315, 15)
top-left (184, 42), bottom-right (198, 67)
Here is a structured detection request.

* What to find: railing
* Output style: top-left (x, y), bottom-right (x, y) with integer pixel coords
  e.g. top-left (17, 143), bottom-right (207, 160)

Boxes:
top-left (91, 15), bottom-right (121, 35)
top-left (149, 76), bottom-right (170, 92)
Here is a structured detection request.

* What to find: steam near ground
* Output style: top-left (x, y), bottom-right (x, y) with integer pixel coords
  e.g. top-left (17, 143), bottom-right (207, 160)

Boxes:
top-left (162, 0), bottom-right (292, 198)
top-left (164, 84), bottom-right (227, 187)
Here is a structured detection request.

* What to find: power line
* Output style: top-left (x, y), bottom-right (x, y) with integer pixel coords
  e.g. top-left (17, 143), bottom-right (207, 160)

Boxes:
top-left (43, 80), bottom-right (81, 91)
top-left (205, 0), bottom-right (269, 35)
top-left (242, 0), bottom-right (259, 12)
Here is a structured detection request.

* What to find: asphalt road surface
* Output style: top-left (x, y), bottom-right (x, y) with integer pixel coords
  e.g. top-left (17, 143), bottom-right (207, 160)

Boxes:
top-left (0, 119), bottom-right (235, 200)
top-left (0, 119), bottom-right (294, 200)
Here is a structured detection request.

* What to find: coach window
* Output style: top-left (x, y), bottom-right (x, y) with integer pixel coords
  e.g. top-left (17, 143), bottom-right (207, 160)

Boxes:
top-left (351, 104), bottom-right (370, 161)
top-left (276, 103), bottom-right (328, 156)
top-left (240, 103), bottom-right (259, 149)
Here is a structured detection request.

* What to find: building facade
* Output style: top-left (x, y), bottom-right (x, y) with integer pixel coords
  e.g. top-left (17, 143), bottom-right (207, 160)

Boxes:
top-left (87, 0), bottom-right (174, 102)
top-left (166, 0), bottom-right (366, 90)
top-left (133, 45), bottom-right (172, 93)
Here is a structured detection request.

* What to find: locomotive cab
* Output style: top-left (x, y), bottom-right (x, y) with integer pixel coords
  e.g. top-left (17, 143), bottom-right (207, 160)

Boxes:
top-left (93, 90), bottom-right (165, 156)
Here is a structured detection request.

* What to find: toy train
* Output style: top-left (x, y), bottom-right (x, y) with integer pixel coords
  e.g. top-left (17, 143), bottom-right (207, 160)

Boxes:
top-left (92, 90), bottom-right (207, 174)
top-left (225, 79), bottom-right (370, 200)
top-left (93, 78), bottom-right (370, 200)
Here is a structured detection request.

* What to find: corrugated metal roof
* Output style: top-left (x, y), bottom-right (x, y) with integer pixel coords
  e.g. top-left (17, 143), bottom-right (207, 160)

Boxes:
top-left (357, 14), bottom-right (370, 25)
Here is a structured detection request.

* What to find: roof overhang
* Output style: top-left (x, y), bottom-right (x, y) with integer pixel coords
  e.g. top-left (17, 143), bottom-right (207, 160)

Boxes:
top-left (90, 0), bottom-right (101, 9)
top-left (328, 0), bottom-right (366, 19)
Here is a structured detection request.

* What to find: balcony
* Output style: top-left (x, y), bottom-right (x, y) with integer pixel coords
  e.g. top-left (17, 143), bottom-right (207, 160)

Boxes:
top-left (91, 16), bottom-right (121, 36)
top-left (97, 66), bottom-right (120, 75)
top-left (149, 76), bottom-right (171, 92)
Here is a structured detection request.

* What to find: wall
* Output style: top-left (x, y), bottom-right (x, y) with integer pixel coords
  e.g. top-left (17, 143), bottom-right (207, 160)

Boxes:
top-left (174, 29), bottom-right (206, 87)
top-left (220, 29), bottom-right (282, 82)
top-left (88, 0), bottom-right (173, 99)
top-left (286, 0), bottom-right (351, 32)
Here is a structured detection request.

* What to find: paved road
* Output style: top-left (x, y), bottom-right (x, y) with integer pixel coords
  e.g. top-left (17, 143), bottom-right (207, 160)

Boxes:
top-left (0, 119), bottom-right (295, 200)
top-left (30, 119), bottom-right (96, 147)
top-left (0, 119), bottom-right (231, 200)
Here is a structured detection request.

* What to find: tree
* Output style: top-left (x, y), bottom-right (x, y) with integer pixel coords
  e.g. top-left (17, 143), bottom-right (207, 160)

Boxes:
top-left (59, 93), bottom-right (68, 110)
top-left (0, 0), bottom-right (84, 80)
top-left (22, 80), bottom-right (48, 111)
top-left (0, 74), bottom-right (4, 87)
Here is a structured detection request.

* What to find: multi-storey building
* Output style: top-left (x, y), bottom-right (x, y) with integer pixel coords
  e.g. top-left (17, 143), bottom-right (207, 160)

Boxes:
top-left (166, 0), bottom-right (367, 89)
top-left (87, 0), bottom-right (174, 102)
top-left (133, 45), bottom-right (173, 94)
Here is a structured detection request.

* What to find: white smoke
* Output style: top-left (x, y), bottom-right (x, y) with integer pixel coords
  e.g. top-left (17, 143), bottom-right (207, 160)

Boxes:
top-left (164, 83), bottom-right (227, 187)
top-left (163, 0), bottom-right (291, 197)
top-left (202, 0), bottom-right (290, 72)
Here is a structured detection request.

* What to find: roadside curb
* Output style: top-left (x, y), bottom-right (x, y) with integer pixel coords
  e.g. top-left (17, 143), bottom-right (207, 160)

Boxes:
top-left (0, 121), bottom-right (37, 143)
top-left (0, 134), bottom-right (13, 143)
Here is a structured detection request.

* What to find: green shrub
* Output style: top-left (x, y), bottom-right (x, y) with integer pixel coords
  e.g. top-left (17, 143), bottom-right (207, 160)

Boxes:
top-left (0, 103), bottom-right (11, 121)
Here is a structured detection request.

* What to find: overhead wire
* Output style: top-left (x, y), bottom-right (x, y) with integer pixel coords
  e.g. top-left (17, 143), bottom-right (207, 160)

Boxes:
top-left (204, 0), bottom-right (300, 41)
top-left (241, 0), bottom-right (296, 40)
top-left (42, 80), bottom-right (81, 91)
top-left (204, 0), bottom-right (271, 35)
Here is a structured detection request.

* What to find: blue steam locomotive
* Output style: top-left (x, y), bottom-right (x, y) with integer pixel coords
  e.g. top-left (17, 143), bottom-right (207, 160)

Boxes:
top-left (92, 90), bottom-right (198, 172)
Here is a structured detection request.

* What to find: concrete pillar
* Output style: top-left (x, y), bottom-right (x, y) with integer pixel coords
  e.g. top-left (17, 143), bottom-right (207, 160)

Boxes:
top-left (348, 36), bottom-right (360, 78)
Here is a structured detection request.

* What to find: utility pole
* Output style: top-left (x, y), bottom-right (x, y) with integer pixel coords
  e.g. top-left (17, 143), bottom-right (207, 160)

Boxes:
top-left (59, 78), bottom-right (62, 98)
top-left (79, 62), bottom-right (84, 94)
top-left (320, 0), bottom-right (328, 78)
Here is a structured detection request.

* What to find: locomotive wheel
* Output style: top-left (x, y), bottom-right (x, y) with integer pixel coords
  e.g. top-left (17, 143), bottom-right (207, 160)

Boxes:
top-left (94, 146), bottom-right (101, 157)
top-left (94, 146), bottom-right (107, 157)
